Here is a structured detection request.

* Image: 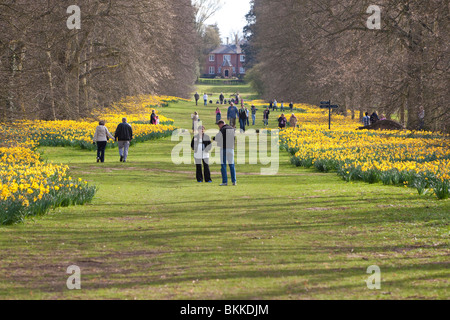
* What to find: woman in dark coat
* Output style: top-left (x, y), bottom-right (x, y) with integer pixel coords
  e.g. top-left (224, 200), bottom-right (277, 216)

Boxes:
top-left (191, 126), bottom-right (212, 183)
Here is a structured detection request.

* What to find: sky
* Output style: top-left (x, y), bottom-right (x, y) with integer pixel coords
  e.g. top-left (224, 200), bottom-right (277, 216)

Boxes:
top-left (205, 0), bottom-right (252, 43)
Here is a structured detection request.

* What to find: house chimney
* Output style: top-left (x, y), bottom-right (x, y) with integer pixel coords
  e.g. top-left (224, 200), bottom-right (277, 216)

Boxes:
top-left (235, 35), bottom-right (238, 46)
top-left (226, 37), bottom-right (229, 45)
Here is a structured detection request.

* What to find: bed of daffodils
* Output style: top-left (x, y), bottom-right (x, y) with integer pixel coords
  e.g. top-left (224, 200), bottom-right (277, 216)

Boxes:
top-left (278, 105), bottom-right (450, 200)
top-left (0, 95), bottom-right (180, 225)
top-left (0, 141), bottom-right (97, 225)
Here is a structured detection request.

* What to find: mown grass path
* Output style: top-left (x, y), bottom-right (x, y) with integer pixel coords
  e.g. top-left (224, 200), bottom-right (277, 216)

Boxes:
top-left (0, 91), bottom-right (448, 300)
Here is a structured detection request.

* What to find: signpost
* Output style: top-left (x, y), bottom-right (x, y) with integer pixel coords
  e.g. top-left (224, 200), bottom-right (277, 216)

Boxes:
top-left (320, 100), bottom-right (339, 130)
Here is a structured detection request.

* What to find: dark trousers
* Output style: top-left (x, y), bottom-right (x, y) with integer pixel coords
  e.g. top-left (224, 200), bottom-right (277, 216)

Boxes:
top-left (196, 159), bottom-right (211, 182)
top-left (97, 141), bottom-right (107, 162)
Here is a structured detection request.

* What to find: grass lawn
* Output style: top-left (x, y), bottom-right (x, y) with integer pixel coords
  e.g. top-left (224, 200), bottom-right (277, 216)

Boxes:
top-left (0, 83), bottom-right (448, 300)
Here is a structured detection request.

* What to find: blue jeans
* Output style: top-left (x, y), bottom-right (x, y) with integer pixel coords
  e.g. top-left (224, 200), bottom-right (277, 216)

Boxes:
top-left (204, 100), bottom-right (207, 106)
top-left (252, 114), bottom-right (256, 125)
top-left (239, 118), bottom-right (246, 132)
top-left (221, 149), bottom-right (236, 184)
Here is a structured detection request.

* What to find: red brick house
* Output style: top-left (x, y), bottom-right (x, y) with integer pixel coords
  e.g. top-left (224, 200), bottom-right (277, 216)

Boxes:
top-left (204, 40), bottom-right (246, 78)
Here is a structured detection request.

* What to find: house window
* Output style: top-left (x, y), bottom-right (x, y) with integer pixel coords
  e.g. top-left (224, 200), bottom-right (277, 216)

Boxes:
top-left (240, 67), bottom-right (246, 74)
top-left (209, 66), bottom-right (215, 74)
top-left (240, 55), bottom-right (245, 62)
top-left (209, 55), bottom-right (215, 62)
top-left (223, 55), bottom-right (231, 62)
top-left (232, 67), bottom-right (236, 73)
top-left (218, 67), bottom-right (222, 73)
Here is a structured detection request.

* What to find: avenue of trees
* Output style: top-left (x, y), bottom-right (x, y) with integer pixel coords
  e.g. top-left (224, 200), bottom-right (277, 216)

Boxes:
top-left (0, 0), bottom-right (198, 121)
top-left (245, 0), bottom-right (449, 132)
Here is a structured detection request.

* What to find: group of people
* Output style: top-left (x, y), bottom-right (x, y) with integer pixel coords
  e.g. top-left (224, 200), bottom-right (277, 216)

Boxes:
top-left (92, 118), bottom-right (133, 163)
top-left (194, 92), bottom-right (245, 107)
top-left (191, 120), bottom-right (237, 186)
top-left (362, 111), bottom-right (386, 127)
top-left (269, 100), bottom-right (294, 112)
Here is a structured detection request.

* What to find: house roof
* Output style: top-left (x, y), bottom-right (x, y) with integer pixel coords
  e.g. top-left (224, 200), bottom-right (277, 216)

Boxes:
top-left (211, 44), bottom-right (242, 55)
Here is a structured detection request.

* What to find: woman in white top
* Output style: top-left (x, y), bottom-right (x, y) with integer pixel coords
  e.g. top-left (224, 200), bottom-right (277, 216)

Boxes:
top-left (191, 112), bottom-right (199, 131)
top-left (93, 120), bottom-right (115, 163)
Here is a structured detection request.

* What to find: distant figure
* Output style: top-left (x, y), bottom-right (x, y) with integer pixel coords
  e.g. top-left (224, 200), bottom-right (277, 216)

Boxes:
top-left (419, 106), bottom-right (425, 130)
top-left (214, 120), bottom-right (237, 186)
top-left (289, 114), bottom-right (298, 128)
top-left (280, 101), bottom-right (284, 112)
top-left (191, 112), bottom-right (199, 131)
top-left (114, 118), bottom-right (133, 163)
top-left (278, 114), bottom-right (287, 129)
top-left (263, 107), bottom-right (270, 126)
top-left (273, 99), bottom-right (278, 111)
top-left (93, 120), bottom-right (115, 163)
top-left (150, 110), bottom-right (157, 124)
top-left (363, 112), bottom-right (371, 127)
top-left (216, 107), bottom-right (222, 124)
top-left (251, 105), bottom-right (258, 126)
top-left (269, 100), bottom-right (273, 110)
top-left (219, 92), bottom-right (225, 105)
top-left (227, 102), bottom-right (238, 129)
top-left (194, 92), bottom-right (200, 106)
top-left (238, 105), bottom-right (247, 133)
top-left (370, 112), bottom-right (379, 125)
top-left (191, 125), bottom-right (212, 183)
top-left (203, 93), bottom-right (208, 106)
top-left (289, 102), bottom-right (294, 112)
top-left (363, 112), bottom-right (370, 127)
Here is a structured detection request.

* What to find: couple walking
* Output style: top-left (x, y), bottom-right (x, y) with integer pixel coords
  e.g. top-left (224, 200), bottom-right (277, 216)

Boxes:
top-left (191, 120), bottom-right (237, 186)
top-left (93, 118), bottom-right (133, 163)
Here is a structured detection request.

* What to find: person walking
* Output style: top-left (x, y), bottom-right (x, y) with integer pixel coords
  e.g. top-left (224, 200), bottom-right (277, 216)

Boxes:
top-left (194, 92), bottom-right (200, 106)
top-left (150, 110), bottom-right (157, 124)
top-left (289, 102), bottom-right (294, 112)
top-left (227, 102), bottom-right (238, 129)
top-left (289, 114), bottom-right (298, 128)
top-left (216, 107), bottom-right (222, 124)
top-left (219, 92), bottom-right (225, 105)
top-left (280, 101), bottom-right (285, 112)
top-left (114, 118), bottom-right (133, 163)
top-left (93, 120), bottom-right (115, 163)
top-left (191, 112), bottom-right (199, 131)
top-left (191, 125), bottom-right (212, 183)
top-left (251, 105), bottom-right (258, 126)
top-left (238, 105), bottom-right (247, 133)
top-left (273, 99), bottom-right (278, 111)
top-left (203, 93), bottom-right (208, 106)
top-left (278, 114), bottom-right (287, 129)
top-left (362, 112), bottom-right (371, 127)
top-left (263, 107), bottom-right (270, 126)
top-left (269, 100), bottom-right (273, 111)
top-left (214, 120), bottom-right (236, 186)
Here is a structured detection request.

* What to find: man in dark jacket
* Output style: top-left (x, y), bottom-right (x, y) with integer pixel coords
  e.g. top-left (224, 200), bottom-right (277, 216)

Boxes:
top-left (115, 118), bottom-right (133, 162)
top-left (194, 92), bottom-right (200, 106)
top-left (214, 120), bottom-right (236, 186)
top-left (219, 93), bottom-right (225, 105)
